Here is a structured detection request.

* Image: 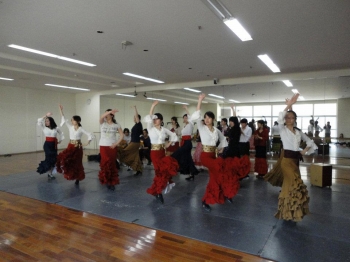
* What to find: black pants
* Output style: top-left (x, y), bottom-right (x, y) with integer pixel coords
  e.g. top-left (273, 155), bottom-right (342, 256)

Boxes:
top-left (172, 140), bottom-right (198, 175)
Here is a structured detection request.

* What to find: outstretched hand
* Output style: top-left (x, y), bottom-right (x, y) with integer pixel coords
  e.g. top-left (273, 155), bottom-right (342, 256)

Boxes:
top-left (285, 93), bottom-right (299, 107)
top-left (182, 105), bottom-right (188, 110)
top-left (46, 112), bottom-right (53, 117)
top-left (152, 100), bottom-right (159, 106)
top-left (59, 104), bottom-right (63, 111)
top-left (199, 93), bottom-right (206, 101)
top-left (110, 109), bottom-right (119, 115)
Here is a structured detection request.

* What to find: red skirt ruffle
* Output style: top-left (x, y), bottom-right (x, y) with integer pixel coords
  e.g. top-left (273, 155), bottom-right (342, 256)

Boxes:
top-left (222, 157), bottom-right (242, 199)
top-left (56, 144), bottom-right (85, 181)
top-left (255, 157), bottom-right (268, 175)
top-left (99, 146), bottom-right (119, 186)
top-left (147, 150), bottom-right (179, 195)
top-left (239, 155), bottom-right (251, 178)
top-left (200, 152), bottom-right (225, 205)
top-left (166, 142), bottom-right (180, 153)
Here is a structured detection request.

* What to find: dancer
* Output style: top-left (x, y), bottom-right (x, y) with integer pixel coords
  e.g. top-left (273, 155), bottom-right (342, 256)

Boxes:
top-left (271, 121), bottom-right (282, 154)
top-left (98, 109), bottom-right (124, 190)
top-left (56, 104), bottom-right (93, 185)
top-left (323, 121), bottom-right (331, 144)
top-left (193, 120), bottom-right (205, 170)
top-left (314, 120), bottom-right (323, 137)
top-left (166, 117), bottom-right (181, 156)
top-left (145, 101), bottom-right (179, 204)
top-left (118, 106), bottom-right (143, 176)
top-left (123, 128), bottom-right (131, 144)
top-left (239, 118), bottom-right (252, 179)
top-left (139, 129), bottom-right (152, 165)
top-left (190, 94), bottom-right (229, 211)
top-left (37, 112), bottom-right (64, 179)
top-left (254, 120), bottom-right (269, 178)
top-left (171, 106), bottom-right (199, 180)
top-left (275, 93), bottom-right (316, 221)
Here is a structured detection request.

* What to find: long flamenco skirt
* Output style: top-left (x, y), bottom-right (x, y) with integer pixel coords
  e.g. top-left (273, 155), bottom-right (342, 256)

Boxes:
top-left (171, 140), bottom-right (197, 175)
top-left (37, 141), bottom-right (57, 174)
top-left (264, 149), bottom-right (284, 187)
top-left (56, 144), bottom-right (85, 181)
top-left (166, 141), bottom-right (179, 153)
top-left (99, 146), bottom-right (119, 186)
top-left (146, 150), bottom-right (179, 195)
top-left (200, 152), bottom-right (226, 205)
top-left (274, 157), bottom-right (310, 221)
top-left (118, 142), bottom-right (143, 172)
top-left (254, 158), bottom-right (268, 175)
top-left (222, 157), bottom-right (242, 199)
top-left (193, 142), bottom-right (203, 167)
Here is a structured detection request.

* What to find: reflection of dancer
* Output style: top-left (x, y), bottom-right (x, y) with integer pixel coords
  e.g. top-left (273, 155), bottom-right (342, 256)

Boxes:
top-left (37, 112), bottom-right (64, 179)
top-left (171, 106), bottom-right (199, 181)
top-left (254, 120), bottom-right (269, 178)
top-left (193, 123), bottom-right (204, 170)
top-left (139, 129), bottom-right (152, 165)
top-left (145, 101), bottom-right (179, 204)
top-left (118, 106), bottom-right (143, 176)
top-left (98, 109), bottom-right (124, 190)
top-left (239, 118), bottom-right (252, 179)
top-left (166, 117), bottom-right (181, 156)
top-left (56, 105), bottom-right (93, 185)
top-left (191, 94), bottom-right (229, 212)
top-left (275, 94), bottom-right (316, 221)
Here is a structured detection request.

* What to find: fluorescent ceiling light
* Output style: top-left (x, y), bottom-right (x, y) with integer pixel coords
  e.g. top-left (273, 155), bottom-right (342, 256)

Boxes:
top-left (299, 96), bottom-right (305, 100)
top-left (116, 93), bottom-right (136, 97)
top-left (123, 73), bottom-right (164, 83)
top-left (282, 80), bottom-right (293, 87)
top-left (291, 89), bottom-right (299, 94)
top-left (223, 18), bottom-right (252, 41)
top-left (0, 77), bottom-right (14, 81)
top-left (229, 99), bottom-right (240, 103)
top-left (8, 44), bottom-right (96, 67)
top-left (208, 93), bottom-right (225, 99)
top-left (174, 102), bottom-right (189, 105)
top-left (147, 97), bottom-right (167, 102)
top-left (258, 54), bottom-right (281, 73)
top-left (184, 87), bottom-right (201, 93)
top-left (45, 84), bottom-right (90, 91)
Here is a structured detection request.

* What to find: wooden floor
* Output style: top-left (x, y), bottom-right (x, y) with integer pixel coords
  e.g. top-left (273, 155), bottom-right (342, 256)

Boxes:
top-left (0, 192), bottom-right (272, 262)
top-left (1, 147), bottom-right (349, 261)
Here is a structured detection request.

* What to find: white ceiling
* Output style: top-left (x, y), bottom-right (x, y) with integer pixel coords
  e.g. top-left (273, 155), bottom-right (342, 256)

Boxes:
top-left (1, 0), bottom-right (350, 103)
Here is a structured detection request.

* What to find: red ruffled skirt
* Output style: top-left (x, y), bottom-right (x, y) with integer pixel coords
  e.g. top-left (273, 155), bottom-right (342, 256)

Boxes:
top-left (222, 157), bottom-right (243, 199)
top-left (239, 155), bottom-right (251, 178)
top-left (167, 142), bottom-right (180, 153)
top-left (200, 152), bottom-right (225, 205)
top-left (255, 157), bottom-right (268, 175)
top-left (56, 144), bottom-right (85, 181)
top-left (99, 146), bottom-right (119, 186)
top-left (147, 150), bottom-right (179, 195)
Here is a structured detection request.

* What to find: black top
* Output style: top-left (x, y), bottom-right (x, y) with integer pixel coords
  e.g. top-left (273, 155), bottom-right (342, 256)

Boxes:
top-left (226, 125), bottom-right (241, 157)
top-left (141, 136), bottom-right (151, 149)
top-left (131, 122), bottom-right (143, 142)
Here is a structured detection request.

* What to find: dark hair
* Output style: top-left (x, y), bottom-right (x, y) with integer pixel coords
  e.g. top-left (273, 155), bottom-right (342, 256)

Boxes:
top-left (221, 118), bottom-right (228, 124)
top-left (183, 114), bottom-right (188, 118)
top-left (143, 129), bottom-right (148, 134)
top-left (137, 114), bottom-right (141, 120)
top-left (171, 116), bottom-right (180, 128)
top-left (46, 117), bottom-right (57, 129)
top-left (72, 115), bottom-right (82, 127)
top-left (123, 128), bottom-right (130, 133)
top-left (240, 118), bottom-right (248, 124)
top-left (106, 109), bottom-right (117, 123)
top-left (274, 121), bottom-right (278, 126)
top-left (315, 121), bottom-right (318, 125)
top-left (287, 110), bottom-right (297, 120)
top-left (154, 113), bottom-right (163, 121)
top-left (204, 111), bottom-right (215, 120)
top-left (229, 116), bottom-right (239, 127)
top-left (257, 120), bottom-right (265, 129)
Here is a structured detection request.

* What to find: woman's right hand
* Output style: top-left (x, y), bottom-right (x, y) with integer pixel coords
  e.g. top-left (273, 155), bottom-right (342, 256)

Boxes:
top-left (152, 100), bottom-right (159, 106)
top-left (199, 93), bottom-right (206, 101)
top-left (46, 112), bottom-right (53, 117)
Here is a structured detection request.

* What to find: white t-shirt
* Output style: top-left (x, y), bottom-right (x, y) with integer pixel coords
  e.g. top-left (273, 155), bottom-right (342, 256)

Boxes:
top-left (190, 110), bottom-right (227, 149)
top-left (271, 125), bottom-right (280, 136)
top-left (37, 118), bottom-right (64, 142)
top-left (144, 115), bottom-right (178, 144)
top-left (181, 121), bottom-right (193, 136)
top-left (239, 126), bottom-right (252, 142)
top-left (99, 121), bottom-right (122, 146)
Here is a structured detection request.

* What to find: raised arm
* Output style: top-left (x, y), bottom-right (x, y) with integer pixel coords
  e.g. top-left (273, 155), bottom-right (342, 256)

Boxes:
top-left (284, 93), bottom-right (299, 111)
top-left (37, 112), bottom-right (53, 128)
top-left (99, 109), bottom-right (118, 125)
top-left (59, 104), bottom-right (64, 117)
top-left (183, 105), bottom-right (190, 115)
top-left (196, 93), bottom-right (206, 111)
top-left (230, 104), bottom-right (236, 117)
top-left (133, 106), bottom-right (140, 123)
top-left (149, 100), bottom-right (159, 116)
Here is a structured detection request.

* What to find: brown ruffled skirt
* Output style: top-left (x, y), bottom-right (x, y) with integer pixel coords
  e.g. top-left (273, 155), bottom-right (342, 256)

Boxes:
top-left (118, 142), bottom-right (143, 172)
top-left (264, 149), bottom-right (284, 187)
top-left (274, 157), bottom-right (310, 221)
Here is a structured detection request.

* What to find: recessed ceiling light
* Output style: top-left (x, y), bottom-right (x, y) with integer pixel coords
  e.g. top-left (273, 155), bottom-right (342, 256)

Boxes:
top-left (8, 44), bottom-right (96, 67)
top-left (223, 18), bottom-right (253, 41)
top-left (229, 99), bottom-right (240, 103)
top-left (291, 89), bottom-right (299, 94)
top-left (208, 94), bottom-right (225, 99)
top-left (258, 54), bottom-right (280, 73)
top-left (299, 96), bottom-right (305, 100)
top-left (116, 93), bottom-right (136, 97)
top-left (45, 84), bottom-right (90, 91)
top-left (147, 97), bottom-right (167, 102)
top-left (0, 77), bottom-right (14, 81)
top-left (282, 80), bottom-right (293, 87)
top-left (184, 87), bottom-right (201, 93)
top-left (174, 102), bottom-right (189, 105)
top-left (123, 72), bottom-right (164, 83)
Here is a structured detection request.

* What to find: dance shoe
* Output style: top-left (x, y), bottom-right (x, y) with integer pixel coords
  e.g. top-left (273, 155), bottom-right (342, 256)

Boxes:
top-left (202, 202), bottom-right (211, 212)
top-left (134, 171), bottom-right (142, 176)
top-left (226, 197), bottom-right (233, 204)
top-left (75, 180), bottom-right (79, 185)
top-left (156, 194), bottom-right (164, 204)
top-left (185, 175), bottom-right (194, 181)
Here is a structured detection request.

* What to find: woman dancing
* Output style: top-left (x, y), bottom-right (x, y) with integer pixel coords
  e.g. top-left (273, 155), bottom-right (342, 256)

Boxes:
top-left (275, 93), bottom-right (316, 221)
top-left (98, 109), bottom-right (124, 190)
top-left (56, 104), bottom-right (93, 185)
top-left (253, 120), bottom-right (269, 178)
top-left (166, 117), bottom-right (181, 156)
top-left (190, 94), bottom-right (229, 211)
top-left (118, 106), bottom-right (143, 176)
top-left (144, 101), bottom-right (179, 204)
top-left (37, 112), bottom-right (64, 179)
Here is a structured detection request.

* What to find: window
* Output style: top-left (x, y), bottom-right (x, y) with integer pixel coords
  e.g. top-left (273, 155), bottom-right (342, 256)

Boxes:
top-left (272, 105), bottom-right (285, 116)
top-left (253, 105), bottom-right (271, 118)
top-left (293, 104), bottom-right (313, 116)
top-left (236, 106), bottom-right (252, 118)
top-left (314, 103), bottom-right (336, 115)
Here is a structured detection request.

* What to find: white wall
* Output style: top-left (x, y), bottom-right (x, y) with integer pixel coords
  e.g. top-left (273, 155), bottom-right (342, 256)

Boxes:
top-left (337, 98), bottom-right (350, 137)
top-left (0, 85), bottom-right (75, 155)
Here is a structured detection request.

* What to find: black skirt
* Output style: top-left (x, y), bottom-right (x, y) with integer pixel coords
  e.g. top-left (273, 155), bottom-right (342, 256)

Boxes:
top-left (37, 141), bottom-right (57, 174)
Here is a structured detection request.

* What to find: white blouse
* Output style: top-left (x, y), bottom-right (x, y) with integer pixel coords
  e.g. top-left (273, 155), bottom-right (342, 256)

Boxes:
top-left (181, 121), bottom-right (193, 136)
top-left (61, 116), bottom-right (93, 141)
top-left (190, 110), bottom-right (227, 149)
top-left (37, 118), bottom-right (64, 142)
top-left (144, 115), bottom-right (178, 144)
top-left (239, 126), bottom-right (252, 142)
top-left (124, 134), bottom-right (131, 144)
top-left (99, 121), bottom-right (122, 146)
top-left (278, 111), bottom-right (317, 152)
